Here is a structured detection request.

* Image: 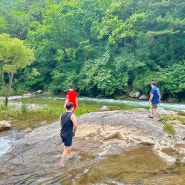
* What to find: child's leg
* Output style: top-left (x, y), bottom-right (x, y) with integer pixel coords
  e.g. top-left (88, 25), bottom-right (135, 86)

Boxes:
top-left (61, 146), bottom-right (70, 166)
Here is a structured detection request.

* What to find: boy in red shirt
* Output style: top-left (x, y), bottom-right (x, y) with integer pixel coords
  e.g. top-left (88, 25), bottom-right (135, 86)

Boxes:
top-left (64, 84), bottom-right (78, 110)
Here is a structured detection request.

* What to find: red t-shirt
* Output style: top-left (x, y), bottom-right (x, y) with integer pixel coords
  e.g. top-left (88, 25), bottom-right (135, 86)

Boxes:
top-left (66, 90), bottom-right (78, 109)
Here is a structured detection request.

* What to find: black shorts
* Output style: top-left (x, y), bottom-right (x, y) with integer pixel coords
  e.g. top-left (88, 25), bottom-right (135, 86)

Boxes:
top-left (61, 134), bottom-right (72, 147)
top-left (151, 103), bottom-right (158, 108)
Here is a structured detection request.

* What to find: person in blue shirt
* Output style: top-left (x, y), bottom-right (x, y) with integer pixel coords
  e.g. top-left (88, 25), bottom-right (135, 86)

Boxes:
top-left (148, 81), bottom-right (161, 119)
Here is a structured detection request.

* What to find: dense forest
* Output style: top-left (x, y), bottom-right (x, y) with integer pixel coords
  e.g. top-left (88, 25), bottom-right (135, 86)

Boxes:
top-left (0, 0), bottom-right (185, 100)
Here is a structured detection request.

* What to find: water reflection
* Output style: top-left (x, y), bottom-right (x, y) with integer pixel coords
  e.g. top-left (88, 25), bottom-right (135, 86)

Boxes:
top-left (65, 146), bottom-right (185, 185)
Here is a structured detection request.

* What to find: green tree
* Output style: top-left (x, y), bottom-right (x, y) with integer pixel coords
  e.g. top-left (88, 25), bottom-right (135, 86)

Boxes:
top-left (93, 0), bottom-right (145, 45)
top-left (0, 34), bottom-right (34, 106)
top-left (159, 61), bottom-right (185, 97)
top-left (0, 0), bottom-right (185, 99)
top-left (78, 50), bottom-right (128, 97)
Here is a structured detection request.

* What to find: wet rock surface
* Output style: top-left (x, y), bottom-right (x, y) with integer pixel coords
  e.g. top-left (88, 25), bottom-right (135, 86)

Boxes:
top-left (0, 108), bottom-right (185, 184)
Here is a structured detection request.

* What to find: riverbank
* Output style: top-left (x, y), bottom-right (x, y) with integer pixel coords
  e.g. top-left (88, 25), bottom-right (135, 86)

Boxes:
top-left (1, 95), bottom-right (185, 158)
top-left (1, 108), bottom-right (185, 184)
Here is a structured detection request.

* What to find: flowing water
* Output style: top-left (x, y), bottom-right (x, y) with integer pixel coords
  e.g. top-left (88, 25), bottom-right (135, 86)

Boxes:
top-left (1, 96), bottom-right (185, 184)
top-left (0, 130), bottom-right (18, 157)
top-left (3, 95), bottom-right (185, 110)
top-left (78, 97), bottom-right (185, 111)
top-left (0, 95), bottom-right (185, 158)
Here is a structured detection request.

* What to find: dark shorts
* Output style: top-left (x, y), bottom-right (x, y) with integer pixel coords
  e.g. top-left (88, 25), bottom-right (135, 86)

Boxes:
top-left (61, 134), bottom-right (72, 147)
top-left (151, 103), bottom-right (158, 108)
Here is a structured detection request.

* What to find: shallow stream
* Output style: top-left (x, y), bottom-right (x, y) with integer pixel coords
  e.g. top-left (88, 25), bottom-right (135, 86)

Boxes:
top-left (1, 96), bottom-right (185, 184)
top-left (61, 146), bottom-right (185, 185)
top-left (1, 96), bottom-right (185, 158)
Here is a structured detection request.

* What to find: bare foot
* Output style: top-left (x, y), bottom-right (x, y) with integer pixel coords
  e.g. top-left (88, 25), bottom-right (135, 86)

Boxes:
top-left (70, 152), bottom-right (77, 159)
top-left (69, 154), bottom-right (73, 160)
top-left (60, 161), bottom-right (65, 167)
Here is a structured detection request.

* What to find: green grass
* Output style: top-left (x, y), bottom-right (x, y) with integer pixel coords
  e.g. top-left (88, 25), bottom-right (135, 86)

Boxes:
top-left (1, 95), bottom-right (134, 130)
top-left (160, 115), bottom-right (176, 135)
top-left (1, 96), bottom-right (184, 133)
top-left (178, 111), bottom-right (185, 117)
top-left (161, 120), bottom-right (176, 135)
top-left (161, 113), bottom-right (185, 126)
top-left (162, 113), bottom-right (185, 122)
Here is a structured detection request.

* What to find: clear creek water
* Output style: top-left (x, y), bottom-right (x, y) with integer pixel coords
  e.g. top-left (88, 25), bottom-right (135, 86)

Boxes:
top-left (1, 96), bottom-right (185, 184)
top-left (0, 96), bottom-right (185, 157)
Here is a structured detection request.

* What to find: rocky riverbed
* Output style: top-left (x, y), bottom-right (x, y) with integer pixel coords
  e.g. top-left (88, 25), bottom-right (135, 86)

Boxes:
top-left (0, 108), bottom-right (185, 184)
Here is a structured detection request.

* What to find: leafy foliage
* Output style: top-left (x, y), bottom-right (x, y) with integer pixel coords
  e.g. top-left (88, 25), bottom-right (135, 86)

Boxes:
top-left (159, 61), bottom-right (185, 96)
top-left (78, 50), bottom-right (128, 97)
top-left (0, 0), bottom-right (184, 99)
top-left (0, 33), bottom-right (34, 106)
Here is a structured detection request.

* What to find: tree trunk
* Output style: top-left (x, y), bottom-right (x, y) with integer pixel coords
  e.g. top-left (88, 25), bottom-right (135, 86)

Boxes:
top-left (5, 96), bottom-right (8, 107)
top-left (170, 34), bottom-right (174, 60)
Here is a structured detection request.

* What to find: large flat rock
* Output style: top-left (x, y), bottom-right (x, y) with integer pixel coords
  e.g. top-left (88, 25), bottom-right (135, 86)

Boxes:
top-left (0, 109), bottom-right (185, 184)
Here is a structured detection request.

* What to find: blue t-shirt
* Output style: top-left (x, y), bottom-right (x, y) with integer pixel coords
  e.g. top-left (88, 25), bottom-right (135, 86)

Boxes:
top-left (150, 86), bottom-right (160, 104)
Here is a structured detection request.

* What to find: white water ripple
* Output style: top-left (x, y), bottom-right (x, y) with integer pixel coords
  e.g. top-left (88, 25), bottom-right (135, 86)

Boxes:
top-left (0, 131), bottom-right (17, 157)
top-left (78, 97), bottom-right (185, 111)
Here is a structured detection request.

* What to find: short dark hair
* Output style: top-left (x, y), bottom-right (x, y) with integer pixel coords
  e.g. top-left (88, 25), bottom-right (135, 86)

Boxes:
top-left (69, 84), bottom-right (74, 89)
top-left (151, 81), bottom-right (156, 86)
top-left (66, 102), bottom-right (74, 110)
